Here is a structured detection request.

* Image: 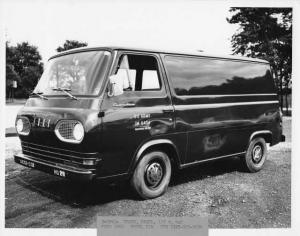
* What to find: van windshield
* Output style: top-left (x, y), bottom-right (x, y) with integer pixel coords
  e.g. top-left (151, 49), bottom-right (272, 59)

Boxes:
top-left (33, 50), bottom-right (111, 96)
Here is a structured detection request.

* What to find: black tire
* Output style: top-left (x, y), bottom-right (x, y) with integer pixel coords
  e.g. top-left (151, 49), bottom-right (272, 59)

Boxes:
top-left (131, 151), bottom-right (171, 199)
top-left (242, 137), bottom-right (267, 172)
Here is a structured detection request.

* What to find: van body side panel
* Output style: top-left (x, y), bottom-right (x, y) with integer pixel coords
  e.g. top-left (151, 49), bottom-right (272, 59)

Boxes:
top-left (173, 98), bottom-right (279, 163)
top-left (162, 54), bottom-right (280, 164)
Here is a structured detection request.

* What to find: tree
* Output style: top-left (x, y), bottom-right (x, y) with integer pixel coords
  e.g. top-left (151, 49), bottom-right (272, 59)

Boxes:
top-left (56, 40), bottom-right (88, 52)
top-left (6, 42), bottom-right (44, 98)
top-left (6, 64), bottom-right (20, 98)
top-left (227, 8), bottom-right (292, 113)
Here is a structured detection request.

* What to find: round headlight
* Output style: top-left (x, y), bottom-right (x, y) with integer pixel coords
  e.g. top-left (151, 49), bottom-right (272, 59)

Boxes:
top-left (16, 118), bottom-right (24, 133)
top-left (16, 117), bottom-right (30, 135)
top-left (73, 123), bottom-right (84, 141)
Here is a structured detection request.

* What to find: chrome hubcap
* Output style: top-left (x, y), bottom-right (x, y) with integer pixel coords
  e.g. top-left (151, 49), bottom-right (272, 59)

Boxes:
top-left (145, 162), bottom-right (163, 187)
top-left (252, 145), bottom-right (263, 163)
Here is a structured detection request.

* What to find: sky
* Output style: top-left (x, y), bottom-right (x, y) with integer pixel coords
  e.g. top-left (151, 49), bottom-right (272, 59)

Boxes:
top-left (2, 0), bottom-right (240, 63)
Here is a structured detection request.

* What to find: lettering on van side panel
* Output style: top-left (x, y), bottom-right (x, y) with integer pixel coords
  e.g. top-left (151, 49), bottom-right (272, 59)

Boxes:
top-left (133, 114), bottom-right (151, 119)
top-left (133, 114), bottom-right (151, 131)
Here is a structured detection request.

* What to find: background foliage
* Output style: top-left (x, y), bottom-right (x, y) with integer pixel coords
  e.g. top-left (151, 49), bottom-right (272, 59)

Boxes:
top-left (6, 40), bottom-right (88, 98)
top-left (6, 42), bottom-right (44, 98)
top-left (56, 40), bottom-right (88, 52)
top-left (227, 8), bottom-right (292, 112)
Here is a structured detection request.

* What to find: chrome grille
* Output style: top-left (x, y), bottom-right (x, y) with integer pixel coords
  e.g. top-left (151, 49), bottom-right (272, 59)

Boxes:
top-left (58, 121), bottom-right (76, 139)
top-left (55, 120), bottom-right (79, 141)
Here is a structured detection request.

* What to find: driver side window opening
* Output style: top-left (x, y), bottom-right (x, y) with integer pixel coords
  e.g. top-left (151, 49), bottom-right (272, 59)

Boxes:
top-left (115, 54), bottom-right (162, 92)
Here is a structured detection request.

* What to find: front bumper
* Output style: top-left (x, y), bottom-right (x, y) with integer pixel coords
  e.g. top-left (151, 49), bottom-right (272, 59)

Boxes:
top-left (14, 153), bottom-right (96, 181)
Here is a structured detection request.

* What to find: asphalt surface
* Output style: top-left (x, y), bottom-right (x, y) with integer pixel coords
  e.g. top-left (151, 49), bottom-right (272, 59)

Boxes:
top-left (5, 118), bottom-right (291, 228)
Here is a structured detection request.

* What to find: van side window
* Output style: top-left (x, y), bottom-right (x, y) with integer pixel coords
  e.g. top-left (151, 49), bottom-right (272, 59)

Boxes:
top-left (163, 56), bottom-right (276, 96)
top-left (115, 54), bottom-right (162, 91)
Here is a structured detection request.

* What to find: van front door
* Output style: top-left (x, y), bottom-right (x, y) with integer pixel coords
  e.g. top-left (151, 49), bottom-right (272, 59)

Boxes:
top-left (99, 53), bottom-right (174, 177)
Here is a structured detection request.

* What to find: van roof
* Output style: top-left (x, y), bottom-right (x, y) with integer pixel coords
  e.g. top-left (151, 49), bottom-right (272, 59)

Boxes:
top-left (50, 46), bottom-right (269, 64)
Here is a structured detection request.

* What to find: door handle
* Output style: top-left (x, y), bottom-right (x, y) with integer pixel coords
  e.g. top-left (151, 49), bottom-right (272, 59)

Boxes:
top-left (113, 103), bottom-right (136, 107)
top-left (162, 108), bottom-right (175, 113)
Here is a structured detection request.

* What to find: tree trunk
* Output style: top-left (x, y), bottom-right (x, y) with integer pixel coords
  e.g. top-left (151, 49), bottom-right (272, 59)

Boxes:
top-left (275, 69), bottom-right (284, 112)
top-left (279, 73), bottom-right (283, 112)
top-left (285, 92), bottom-right (289, 116)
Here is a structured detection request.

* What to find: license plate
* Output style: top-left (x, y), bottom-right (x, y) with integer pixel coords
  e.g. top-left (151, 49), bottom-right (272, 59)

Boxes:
top-left (53, 169), bottom-right (66, 177)
top-left (19, 159), bottom-right (35, 168)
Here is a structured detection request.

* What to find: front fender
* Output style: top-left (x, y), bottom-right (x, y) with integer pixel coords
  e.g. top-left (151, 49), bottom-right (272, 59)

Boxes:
top-left (128, 139), bottom-right (180, 173)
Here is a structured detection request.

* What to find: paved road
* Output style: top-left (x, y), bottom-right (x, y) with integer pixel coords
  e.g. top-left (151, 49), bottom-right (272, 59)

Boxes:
top-left (5, 118), bottom-right (291, 228)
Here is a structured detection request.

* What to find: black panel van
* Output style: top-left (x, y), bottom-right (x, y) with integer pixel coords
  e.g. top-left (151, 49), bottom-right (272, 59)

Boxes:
top-left (14, 46), bottom-right (285, 199)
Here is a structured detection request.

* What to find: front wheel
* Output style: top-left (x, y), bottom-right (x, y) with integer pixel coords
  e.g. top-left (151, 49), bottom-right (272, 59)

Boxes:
top-left (131, 151), bottom-right (171, 199)
top-left (242, 137), bottom-right (267, 172)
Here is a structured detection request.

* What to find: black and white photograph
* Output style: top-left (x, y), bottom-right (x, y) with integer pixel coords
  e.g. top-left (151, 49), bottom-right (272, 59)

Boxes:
top-left (0, 0), bottom-right (298, 235)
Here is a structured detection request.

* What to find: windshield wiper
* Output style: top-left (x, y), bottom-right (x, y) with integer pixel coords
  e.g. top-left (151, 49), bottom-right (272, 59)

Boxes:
top-left (30, 92), bottom-right (48, 100)
top-left (52, 87), bottom-right (78, 100)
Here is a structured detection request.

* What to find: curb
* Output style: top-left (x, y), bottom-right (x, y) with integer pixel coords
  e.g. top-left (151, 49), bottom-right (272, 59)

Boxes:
top-left (6, 128), bottom-right (17, 137)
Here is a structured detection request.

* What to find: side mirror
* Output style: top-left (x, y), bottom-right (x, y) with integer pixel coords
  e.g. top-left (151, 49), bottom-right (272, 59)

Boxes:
top-left (107, 74), bottom-right (124, 97)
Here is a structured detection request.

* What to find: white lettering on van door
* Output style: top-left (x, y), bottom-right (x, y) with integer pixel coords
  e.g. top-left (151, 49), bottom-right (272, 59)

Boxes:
top-left (133, 114), bottom-right (151, 131)
top-left (133, 114), bottom-right (150, 119)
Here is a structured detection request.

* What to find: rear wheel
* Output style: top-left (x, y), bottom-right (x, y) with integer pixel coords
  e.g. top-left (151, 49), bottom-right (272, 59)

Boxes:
top-left (131, 151), bottom-right (171, 199)
top-left (242, 137), bottom-right (267, 172)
